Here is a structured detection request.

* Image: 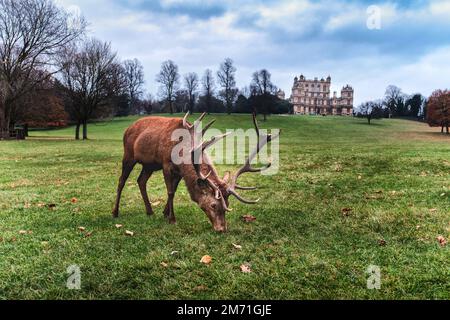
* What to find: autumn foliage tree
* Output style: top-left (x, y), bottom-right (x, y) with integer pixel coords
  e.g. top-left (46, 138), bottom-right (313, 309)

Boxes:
top-left (426, 89), bottom-right (450, 134)
top-left (0, 0), bottom-right (85, 139)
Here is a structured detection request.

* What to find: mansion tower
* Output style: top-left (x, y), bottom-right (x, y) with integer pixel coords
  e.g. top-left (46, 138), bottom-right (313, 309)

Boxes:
top-left (290, 75), bottom-right (354, 116)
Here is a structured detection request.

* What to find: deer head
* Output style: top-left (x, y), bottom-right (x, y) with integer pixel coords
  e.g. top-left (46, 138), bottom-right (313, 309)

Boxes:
top-left (183, 112), bottom-right (280, 232)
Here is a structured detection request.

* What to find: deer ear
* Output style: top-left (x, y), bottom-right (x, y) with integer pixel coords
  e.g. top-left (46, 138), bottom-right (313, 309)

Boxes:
top-left (223, 171), bottom-right (231, 184)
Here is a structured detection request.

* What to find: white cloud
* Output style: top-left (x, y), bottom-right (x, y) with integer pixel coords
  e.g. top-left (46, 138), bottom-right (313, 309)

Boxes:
top-left (51, 0), bottom-right (450, 105)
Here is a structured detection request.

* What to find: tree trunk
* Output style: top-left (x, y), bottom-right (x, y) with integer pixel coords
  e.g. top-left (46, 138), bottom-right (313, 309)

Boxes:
top-left (82, 120), bottom-right (88, 140)
top-left (169, 100), bottom-right (173, 114)
top-left (368, 115), bottom-right (372, 125)
top-left (0, 105), bottom-right (11, 139)
top-left (75, 122), bottom-right (81, 140)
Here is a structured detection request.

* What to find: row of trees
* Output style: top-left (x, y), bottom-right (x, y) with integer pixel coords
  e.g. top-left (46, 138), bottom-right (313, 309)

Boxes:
top-left (357, 85), bottom-right (426, 123)
top-left (0, 0), bottom-right (291, 140)
top-left (155, 59), bottom-right (291, 119)
top-left (357, 85), bottom-right (449, 134)
top-left (0, 0), bottom-right (147, 140)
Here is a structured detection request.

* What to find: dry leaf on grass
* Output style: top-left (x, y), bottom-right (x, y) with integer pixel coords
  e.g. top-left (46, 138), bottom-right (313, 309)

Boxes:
top-left (115, 224), bottom-right (123, 229)
top-left (78, 227), bottom-right (86, 232)
top-left (47, 204), bottom-right (57, 210)
top-left (152, 201), bottom-right (161, 207)
top-left (19, 230), bottom-right (28, 235)
top-left (378, 239), bottom-right (387, 246)
top-left (429, 208), bottom-right (438, 213)
top-left (200, 255), bottom-right (212, 265)
top-left (232, 243), bottom-right (242, 250)
top-left (71, 198), bottom-right (78, 203)
top-left (241, 215), bottom-right (257, 223)
top-left (171, 251), bottom-right (179, 256)
top-left (85, 231), bottom-right (93, 238)
top-left (240, 264), bottom-right (252, 273)
top-left (160, 262), bottom-right (169, 268)
top-left (24, 202), bottom-right (31, 209)
top-left (125, 230), bottom-right (134, 237)
top-left (341, 208), bottom-right (352, 216)
top-left (437, 236), bottom-right (447, 247)
top-left (193, 285), bottom-right (208, 292)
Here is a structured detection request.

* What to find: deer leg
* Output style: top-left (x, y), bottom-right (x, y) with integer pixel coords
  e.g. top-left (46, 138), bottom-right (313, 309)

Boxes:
top-left (137, 166), bottom-right (154, 216)
top-left (112, 160), bottom-right (136, 218)
top-left (163, 169), bottom-right (182, 225)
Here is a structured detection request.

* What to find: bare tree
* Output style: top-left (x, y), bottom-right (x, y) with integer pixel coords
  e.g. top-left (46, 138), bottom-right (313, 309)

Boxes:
top-left (251, 69), bottom-right (277, 121)
top-left (184, 72), bottom-right (199, 114)
top-left (202, 69), bottom-right (215, 114)
top-left (357, 100), bottom-right (384, 125)
top-left (0, 0), bottom-right (86, 138)
top-left (156, 60), bottom-right (179, 114)
top-left (217, 58), bottom-right (237, 114)
top-left (123, 58), bottom-right (144, 114)
top-left (384, 85), bottom-right (404, 118)
top-left (59, 38), bottom-right (125, 140)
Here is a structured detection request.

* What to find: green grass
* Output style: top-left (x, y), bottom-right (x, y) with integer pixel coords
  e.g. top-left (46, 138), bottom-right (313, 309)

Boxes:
top-left (0, 114), bottom-right (449, 300)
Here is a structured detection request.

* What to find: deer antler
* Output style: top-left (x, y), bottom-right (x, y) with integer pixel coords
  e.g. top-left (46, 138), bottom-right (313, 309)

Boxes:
top-left (227, 113), bottom-right (280, 204)
top-left (183, 112), bottom-right (233, 212)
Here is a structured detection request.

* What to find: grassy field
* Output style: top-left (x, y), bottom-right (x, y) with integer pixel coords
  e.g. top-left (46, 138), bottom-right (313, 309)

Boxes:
top-left (0, 114), bottom-right (449, 300)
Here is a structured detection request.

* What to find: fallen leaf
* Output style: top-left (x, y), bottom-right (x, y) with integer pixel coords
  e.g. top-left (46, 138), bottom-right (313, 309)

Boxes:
top-left (241, 215), bottom-right (257, 223)
top-left (152, 201), bottom-right (161, 207)
top-left (232, 243), bottom-right (242, 250)
top-left (437, 236), bottom-right (447, 247)
top-left (357, 175), bottom-right (362, 180)
top-left (160, 262), bottom-right (169, 268)
top-left (193, 285), bottom-right (208, 292)
top-left (240, 264), bottom-right (252, 273)
top-left (171, 251), bottom-right (179, 256)
top-left (440, 193), bottom-right (446, 197)
top-left (85, 231), bottom-right (93, 238)
top-left (71, 198), bottom-right (78, 203)
top-left (48, 203), bottom-right (57, 210)
top-left (378, 239), bottom-right (387, 246)
top-left (115, 224), bottom-right (123, 229)
top-left (19, 230), bottom-right (27, 235)
top-left (200, 255), bottom-right (212, 265)
top-left (341, 208), bottom-right (352, 216)
top-left (125, 230), bottom-right (134, 237)
top-left (37, 202), bottom-right (45, 208)
top-left (24, 202), bottom-right (31, 209)
top-left (429, 208), bottom-right (438, 213)
top-left (78, 227), bottom-right (86, 232)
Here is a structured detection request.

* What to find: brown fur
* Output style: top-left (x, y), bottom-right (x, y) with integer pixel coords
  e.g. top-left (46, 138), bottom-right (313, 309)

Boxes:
top-left (113, 116), bottom-right (229, 232)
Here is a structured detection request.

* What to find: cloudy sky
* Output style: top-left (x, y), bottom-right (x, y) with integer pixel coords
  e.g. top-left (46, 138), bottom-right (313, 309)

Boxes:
top-left (56, 0), bottom-right (450, 106)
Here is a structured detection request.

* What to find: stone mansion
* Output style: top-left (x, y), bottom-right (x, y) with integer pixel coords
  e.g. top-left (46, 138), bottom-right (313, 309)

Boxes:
top-left (289, 75), bottom-right (354, 116)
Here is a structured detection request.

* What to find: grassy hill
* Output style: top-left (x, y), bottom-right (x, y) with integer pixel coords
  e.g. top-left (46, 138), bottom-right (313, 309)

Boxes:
top-left (0, 115), bottom-right (448, 299)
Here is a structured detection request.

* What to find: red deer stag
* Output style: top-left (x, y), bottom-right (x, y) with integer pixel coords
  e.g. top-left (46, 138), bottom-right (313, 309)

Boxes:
top-left (112, 113), bottom-right (279, 232)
